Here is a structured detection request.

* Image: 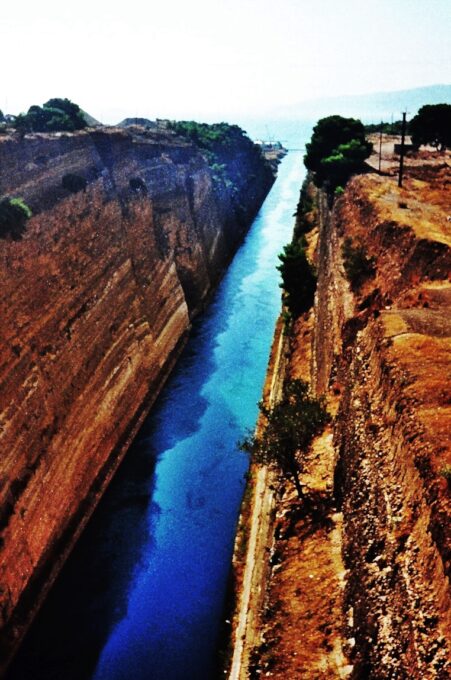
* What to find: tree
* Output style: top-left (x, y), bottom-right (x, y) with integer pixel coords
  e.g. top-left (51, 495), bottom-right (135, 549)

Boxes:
top-left (364, 120), bottom-right (403, 135)
top-left (13, 98), bottom-right (87, 133)
top-left (319, 138), bottom-right (373, 189)
top-left (240, 380), bottom-right (330, 500)
top-left (409, 104), bottom-right (451, 151)
top-left (304, 115), bottom-right (372, 190)
top-left (277, 240), bottom-right (317, 317)
top-left (0, 197), bottom-right (32, 240)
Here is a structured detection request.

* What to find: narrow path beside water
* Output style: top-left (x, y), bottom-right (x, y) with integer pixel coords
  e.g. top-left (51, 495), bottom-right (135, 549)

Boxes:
top-left (8, 148), bottom-right (306, 680)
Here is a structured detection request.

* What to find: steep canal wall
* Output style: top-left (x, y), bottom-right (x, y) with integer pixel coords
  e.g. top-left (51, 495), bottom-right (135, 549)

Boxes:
top-left (0, 125), bottom-right (275, 672)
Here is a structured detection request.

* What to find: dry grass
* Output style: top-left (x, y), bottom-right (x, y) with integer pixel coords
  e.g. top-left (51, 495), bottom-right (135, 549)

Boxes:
top-left (365, 174), bottom-right (451, 247)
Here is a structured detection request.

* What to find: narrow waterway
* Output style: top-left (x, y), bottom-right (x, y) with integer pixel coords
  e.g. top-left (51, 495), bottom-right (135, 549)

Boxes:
top-left (8, 145), bottom-right (307, 680)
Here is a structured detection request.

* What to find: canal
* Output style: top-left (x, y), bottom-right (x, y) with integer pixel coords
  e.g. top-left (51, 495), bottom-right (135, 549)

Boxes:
top-left (8, 144), bottom-right (306, 680)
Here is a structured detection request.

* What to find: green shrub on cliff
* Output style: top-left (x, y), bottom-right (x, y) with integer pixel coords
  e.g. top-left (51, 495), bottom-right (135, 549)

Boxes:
top-left (14, 98), bottom-right (87, 134)
top-left (0, 197), bottom-right (32, 240)
top-left (304, 115), bottom-right (372, 191)
top-left (168, 120), bottom-right (265, 201)
top-left (342, 237), bottom-right (376, 290)
top-left (168, 120), bottom-right (247, 150)
top-left (240, 379), bottom-right (330, 500)
top-left (293, 175), bottom-right (316, 238)
top-left (440, 464), bottom-right (451, 488)
top-left (277, 240), bottom-right (316, 317)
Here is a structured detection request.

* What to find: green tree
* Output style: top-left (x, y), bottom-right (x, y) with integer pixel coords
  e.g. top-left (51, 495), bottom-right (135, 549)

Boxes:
top-left (364, 120), bottom-right (403, 135)
top-left (277, 240), bottom-right (316, 317)
top-left (240, 380), bottom-right (330, 500)
top-left (0, 197), bottom-right (32, 240)
top-left (13, 98), bottom-right (87, 133)
top-left (319, 138), bottom-right (373, 189)
top-left (409, 104), bottom-right (451, 151)
top-left (304, 115), bottom-right (372, 190)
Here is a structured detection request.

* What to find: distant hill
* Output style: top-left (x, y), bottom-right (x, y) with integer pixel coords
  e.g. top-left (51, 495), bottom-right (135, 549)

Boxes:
top-left (81, 110), bottom-right (102, 127)
top-left (274, 84), bottom-right (451, 123)
top-left (117, 117), bottom-right (157, 129)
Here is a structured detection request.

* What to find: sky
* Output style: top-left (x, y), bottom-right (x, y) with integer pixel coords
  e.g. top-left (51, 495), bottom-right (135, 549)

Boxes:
top-left (1, 0), bottom-right (450, 124)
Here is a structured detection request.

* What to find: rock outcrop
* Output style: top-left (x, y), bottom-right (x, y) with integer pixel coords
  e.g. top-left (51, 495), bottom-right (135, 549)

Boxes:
top-left (0, 125), bottom-right (274, 671)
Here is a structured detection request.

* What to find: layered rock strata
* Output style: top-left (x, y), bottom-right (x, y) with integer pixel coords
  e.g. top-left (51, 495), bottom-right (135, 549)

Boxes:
top-left (325, 172), bottom-right (451, 678)
top-left (0, 126), bottom-right (274, 671)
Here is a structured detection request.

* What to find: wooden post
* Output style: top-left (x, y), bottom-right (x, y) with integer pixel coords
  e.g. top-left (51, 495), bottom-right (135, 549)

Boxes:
top-left (378, 123), bottom-right (383, 174)
top-left (398, 112), bottom-right (407, 188)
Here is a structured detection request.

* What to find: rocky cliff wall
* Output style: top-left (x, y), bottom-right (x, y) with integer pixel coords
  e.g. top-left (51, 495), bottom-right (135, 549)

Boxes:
top-left (0, 126), bottom-right (274, 670)
top-left (229, 150), bottom-right (450, 679)
top-left (314, 169), bottom-right (451, 677)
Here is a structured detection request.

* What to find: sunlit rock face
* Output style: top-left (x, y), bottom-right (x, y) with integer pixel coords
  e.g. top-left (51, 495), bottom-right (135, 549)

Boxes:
top-left (0, 126), bottom-right (275, 670)
top-left (313, 170), bottom-right (451, 678)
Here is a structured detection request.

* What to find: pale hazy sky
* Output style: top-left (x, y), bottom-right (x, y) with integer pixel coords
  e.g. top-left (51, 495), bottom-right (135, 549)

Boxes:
top-left (2, 0), bottom-right (450, 123)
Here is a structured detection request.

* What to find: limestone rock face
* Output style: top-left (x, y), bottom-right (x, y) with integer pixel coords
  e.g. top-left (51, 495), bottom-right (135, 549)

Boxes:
top-left (0, 126), bottom-right (274, 668)
top-left (314, 170), bottom-right (451, 678)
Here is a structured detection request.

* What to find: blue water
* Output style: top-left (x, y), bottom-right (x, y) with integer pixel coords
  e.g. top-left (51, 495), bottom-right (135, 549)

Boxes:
top-left (8, 139), bottom-right (308, 680)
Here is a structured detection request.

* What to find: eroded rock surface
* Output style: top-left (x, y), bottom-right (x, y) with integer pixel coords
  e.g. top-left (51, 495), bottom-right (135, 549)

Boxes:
top-left (236, 154), bottom-right (451, 679)
top-left (317, 167), bottom-right (451, 678)
top-left (0, 126), bottom-right (274, 671)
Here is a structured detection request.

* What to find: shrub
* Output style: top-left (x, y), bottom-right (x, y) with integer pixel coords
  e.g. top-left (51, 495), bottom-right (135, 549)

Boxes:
top-left (334, 186), bottom-right (345, 196)
top-left (62, 173), bottom-right (87, 193)
top-left (129, 177), bottom-right (147, 193)
top-left (342, 237), bottom-right (376, 290)
top-left (168, 121), bottom-right (247, 150)
top-left (365, 120), bottom-right (404, 135)
top-left (240, 379), bottom-right (330, 500)
top-left (440, 465), bottom-right (451, 488)
top-left (0, 197), bottom-right (32, 240)
top-left (277, 240), bottom-right (317, 317)
top-left (167, 120), bottom-right (265, 203)
top-left (293, 176), bottom-right (316, 237)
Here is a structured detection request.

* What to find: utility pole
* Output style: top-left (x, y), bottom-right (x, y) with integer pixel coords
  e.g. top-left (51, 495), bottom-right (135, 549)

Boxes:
top-left (398, 111), bottom-right (407, 188)
top-left (378, 122), bottom-right (383, 174)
